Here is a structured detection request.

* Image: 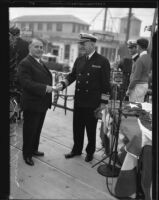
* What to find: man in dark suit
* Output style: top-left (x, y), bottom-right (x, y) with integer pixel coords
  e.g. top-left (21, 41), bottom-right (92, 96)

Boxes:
top-left (18, 38), bottom-right (53, 166)
top-left (55, 33), bottom-right (111, 162)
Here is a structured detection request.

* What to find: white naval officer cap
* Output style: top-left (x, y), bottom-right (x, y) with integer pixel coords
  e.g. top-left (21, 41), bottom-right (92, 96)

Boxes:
top-left (78, 33), bottom-right (97, 43)
top-left (127, 39), bottom-right (137, 48)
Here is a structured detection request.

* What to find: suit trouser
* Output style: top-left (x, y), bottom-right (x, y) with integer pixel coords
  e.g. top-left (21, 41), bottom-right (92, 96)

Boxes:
top-left (22, 110), bottom-right (46, 158)
top-left (72, 107), bottom-right (98, 155)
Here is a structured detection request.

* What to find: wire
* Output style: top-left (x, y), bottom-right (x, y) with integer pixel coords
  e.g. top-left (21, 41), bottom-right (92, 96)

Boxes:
top-left (107, 9), bottom-right (119, 40)
top-left (89, 8), bottom-right (105, 27)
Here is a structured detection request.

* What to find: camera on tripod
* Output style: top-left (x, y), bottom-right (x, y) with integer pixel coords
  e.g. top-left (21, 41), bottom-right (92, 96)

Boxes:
top-left (110, 70), bottom-right (123, 86)
top-left (110, 69), bottom-right (124, 101)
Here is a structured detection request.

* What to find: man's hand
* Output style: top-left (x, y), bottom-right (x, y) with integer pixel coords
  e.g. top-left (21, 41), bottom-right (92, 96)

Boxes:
top-left (94, 103), bottom-right (107, 119)
top-left (100, 103), bottom-right (107, 110)
top-left (46, 85), bottom-right (53, 93)
top-left (53, 83), bottom-right (63, 92)
top-left (126, 89), bottom-right (130, 96)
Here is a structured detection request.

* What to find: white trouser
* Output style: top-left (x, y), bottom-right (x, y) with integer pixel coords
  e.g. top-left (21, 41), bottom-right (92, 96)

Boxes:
top-left (129, 83), bottom-right (148, 103)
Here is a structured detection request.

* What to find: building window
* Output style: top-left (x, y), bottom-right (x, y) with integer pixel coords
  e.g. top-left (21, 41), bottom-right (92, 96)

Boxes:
top-left (72, 24), bottom-right (76, 33)
top-left (101, 47), bottom-right (108, 58)
top-left (21, 22), bottom-right (26, 30)
top-left (37, 22), bottom-right (43, 31)
top-left (101, 47), bottom-right (105, 56)
top-left (47, 23), bottom-right (52, 31)
top-left (78, 25), bottom-right (81, 32)
top-left (104, 48), bottom-right (116, 62)
top-left (52, 45), bottom-right (59, 56)
top-left (56, 23), bottom-right (62, 31)
top-left (29, 23), bottom-right (33, 31)
top-left (64, 44), bottom-right (70, 59)
top-left (111, 48), bottom-right (116, 62)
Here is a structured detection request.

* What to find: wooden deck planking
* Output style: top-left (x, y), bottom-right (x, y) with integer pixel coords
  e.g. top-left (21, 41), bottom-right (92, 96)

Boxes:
top-left (10, 146), bottom-right (116, 199)
top-left (10, 107), bottom-right (117, 199)
top-left (11, 130), bottom-right (115, 195)
top-left (42, 109), bottom-right (104, 157)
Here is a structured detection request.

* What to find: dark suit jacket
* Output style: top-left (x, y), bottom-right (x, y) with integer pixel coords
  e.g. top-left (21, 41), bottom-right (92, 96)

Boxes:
top-left (18, 55), bottom-right (52, 112)
top-left (65, 51), bottom-right (111, 108)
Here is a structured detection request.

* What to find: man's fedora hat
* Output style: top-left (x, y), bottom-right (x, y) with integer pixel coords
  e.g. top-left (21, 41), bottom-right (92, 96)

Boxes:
top-left (78, 33), bottom-right (97, 43)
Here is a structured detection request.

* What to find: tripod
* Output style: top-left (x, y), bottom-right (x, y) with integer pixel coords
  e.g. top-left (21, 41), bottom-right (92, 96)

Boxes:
top-left (92, 83), bottom-right (124, 177)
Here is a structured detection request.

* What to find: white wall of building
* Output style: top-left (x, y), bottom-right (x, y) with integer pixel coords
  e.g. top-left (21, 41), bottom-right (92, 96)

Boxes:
top-left (69, 43), bottom-right (79, 68)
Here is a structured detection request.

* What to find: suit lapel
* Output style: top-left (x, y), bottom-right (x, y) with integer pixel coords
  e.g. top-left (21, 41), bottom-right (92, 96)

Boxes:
top-left (40, 60), bottom-right (53, 78)
top-left (28, 55), bottom-right (52, 78)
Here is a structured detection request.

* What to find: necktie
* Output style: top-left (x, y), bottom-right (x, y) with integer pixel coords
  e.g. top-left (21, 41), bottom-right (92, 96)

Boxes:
top-left (39, 60), bottom-right (47, 72)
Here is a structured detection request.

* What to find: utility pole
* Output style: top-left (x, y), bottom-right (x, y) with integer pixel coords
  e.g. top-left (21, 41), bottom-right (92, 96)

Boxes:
top-left (125, 8), bottom-right (132, 42)
top-left (151, 8), bottom-right (158, 38)
top-left (103, 8), bottom-right (108, 31)
top-left (149, 8), bottom-right (158, 54)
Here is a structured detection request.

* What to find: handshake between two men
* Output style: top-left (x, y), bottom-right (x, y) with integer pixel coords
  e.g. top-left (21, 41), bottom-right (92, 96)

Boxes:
top-left (46, 82), bottom-right (65, 93)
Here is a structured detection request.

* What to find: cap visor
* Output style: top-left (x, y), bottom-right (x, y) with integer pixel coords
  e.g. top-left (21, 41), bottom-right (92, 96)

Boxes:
top-left (77, 39), bottom-right (90, 43)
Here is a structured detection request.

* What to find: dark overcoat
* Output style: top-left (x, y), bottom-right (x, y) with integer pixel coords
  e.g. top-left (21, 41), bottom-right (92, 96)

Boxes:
top-left (18, 55), bottom-right (52, 112)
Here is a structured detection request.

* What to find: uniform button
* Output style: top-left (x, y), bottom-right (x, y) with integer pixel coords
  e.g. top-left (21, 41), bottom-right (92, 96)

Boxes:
top-left (86, 90), bottom-right (88, 92)
top-left (77, 89), bottom-right (80, 91)
top-left (78, 73), bottom-right (81, 76)
top-left (87, 73), bottom-right (90, 76)
top-left (78, 81), bottom-right (80, 83)
top-left (86, 81), bottom-right (88, 84)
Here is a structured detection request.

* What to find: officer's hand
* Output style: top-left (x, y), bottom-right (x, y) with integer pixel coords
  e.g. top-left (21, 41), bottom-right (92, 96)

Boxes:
top-left (100, 103), bottom-right (107, 110)
top-left (46, 85), bottom-right (53, 93)
top-left (94, 107), bottom-right (102, 119)
top-left (94, 104), bottom-right (107, 119)
top-left (126, 90), bottom-right (130, 96)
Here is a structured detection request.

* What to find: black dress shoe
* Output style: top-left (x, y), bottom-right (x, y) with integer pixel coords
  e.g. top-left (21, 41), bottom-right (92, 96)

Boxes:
top-left (24, 157), bottom-right (34, 166)
top-left (85, 154), bottom-right (93, 162)
top-left (64, 152), bottom-right (81, 159)
top-left (33, 151), bottom-right (44, 156)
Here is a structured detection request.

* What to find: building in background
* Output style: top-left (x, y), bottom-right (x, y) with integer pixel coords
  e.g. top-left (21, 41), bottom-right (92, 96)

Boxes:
top-left (11, 14), bottom-right (143, 67)
top-left (119, 13), bottom-right (142, 41)
top-left (117, 13), bottom-right (142, 60)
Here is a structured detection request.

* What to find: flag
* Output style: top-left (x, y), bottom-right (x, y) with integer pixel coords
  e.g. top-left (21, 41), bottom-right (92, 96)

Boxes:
top-left (115, 102), bottom-right (152, 198)
top-left (100, 107), bottom-right (113, 155)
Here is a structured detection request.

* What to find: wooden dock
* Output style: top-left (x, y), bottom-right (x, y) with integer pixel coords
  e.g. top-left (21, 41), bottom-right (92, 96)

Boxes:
top-left (10, 88), bottom-right (118, 199)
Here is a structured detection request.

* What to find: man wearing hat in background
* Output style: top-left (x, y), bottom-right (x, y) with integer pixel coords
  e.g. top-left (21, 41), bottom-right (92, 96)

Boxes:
top-left (55, 33), bottom-right (111, 162)
top-left (117, 40), bottom-right (139, 99)
top-left (9, 26), bottom-right (29, 65)
top-left (127, 39), bottom-right (139, 62)
top-left (126, 38), bottom-right (152, 102)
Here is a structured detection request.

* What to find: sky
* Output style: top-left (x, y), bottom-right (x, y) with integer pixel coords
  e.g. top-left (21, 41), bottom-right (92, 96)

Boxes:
top-left (9, 7), bottom-right (155, 37)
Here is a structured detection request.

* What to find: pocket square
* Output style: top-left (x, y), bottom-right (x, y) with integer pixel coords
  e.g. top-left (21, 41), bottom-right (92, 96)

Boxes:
top-left (92, 65), bottom-right (101, 68)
